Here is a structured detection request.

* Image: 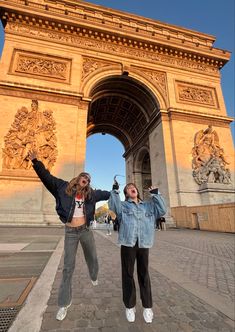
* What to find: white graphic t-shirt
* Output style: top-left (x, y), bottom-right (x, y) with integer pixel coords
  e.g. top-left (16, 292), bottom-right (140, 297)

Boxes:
top-left (73, 194), bottom-right (85, 218)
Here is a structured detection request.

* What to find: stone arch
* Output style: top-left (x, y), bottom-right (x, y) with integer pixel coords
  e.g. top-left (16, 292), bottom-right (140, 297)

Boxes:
top-left (81, 66), bottom-right (122, 98)
top-left (81, 65), bottom-right (167, 110)
top-left (87, 123), bottom-right (132, 149)
top-left (129, 69), bottom-right (168, 109)
top-left (0, 0), bottom-right (233, 228)
top-left (134, 146), bottom-right (150, 172)
top-left (86, 74), bottom-right (160, 151)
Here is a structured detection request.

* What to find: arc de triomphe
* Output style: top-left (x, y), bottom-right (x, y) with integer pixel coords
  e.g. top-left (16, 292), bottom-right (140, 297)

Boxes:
top-left (0, 0), bottom-right (234, 225)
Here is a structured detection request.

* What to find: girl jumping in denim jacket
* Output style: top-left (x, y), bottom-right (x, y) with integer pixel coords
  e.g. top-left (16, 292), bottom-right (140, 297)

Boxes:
top-left (108, 182), bottom-right (166, 324)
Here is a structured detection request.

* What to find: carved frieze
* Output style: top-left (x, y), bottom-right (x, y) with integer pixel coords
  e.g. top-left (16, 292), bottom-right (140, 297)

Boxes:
top-left (82, 57), bottom-right (118, 81)
top-left (2, 100), bottom-right (58, 171)
top-left (132, 66), bottom-right (167, 98)
top-left (6, 22), bottom-right (219, 76)
top-left (192, 125), bottom-right (231, 185)
top-left (176, 81), bottom-right (218, 108)
top-left (9, 49), bottom-right (71, 83)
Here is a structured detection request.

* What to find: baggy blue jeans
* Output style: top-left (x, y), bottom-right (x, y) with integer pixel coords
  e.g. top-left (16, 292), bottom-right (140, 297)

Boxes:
top-left (58, 225), bottom-right (98, 307)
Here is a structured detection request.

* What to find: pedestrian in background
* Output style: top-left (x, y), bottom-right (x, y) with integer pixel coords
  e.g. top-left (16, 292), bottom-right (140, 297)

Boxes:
top-left (106, 214), bottom-right (112, 235)
top-left (156, 216), bottom-right (166, 231)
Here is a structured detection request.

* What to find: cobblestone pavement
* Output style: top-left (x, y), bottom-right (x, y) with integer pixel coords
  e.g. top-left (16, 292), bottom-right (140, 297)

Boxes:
top-left (39, 229), bottom-right (234, 332)
top-left (151, 229), bottom-right (235, 302)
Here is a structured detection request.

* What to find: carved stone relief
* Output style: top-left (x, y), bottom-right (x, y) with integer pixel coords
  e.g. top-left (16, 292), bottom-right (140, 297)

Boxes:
top-left (132, 66), bottom-right (167, 98)
top-left (2, 100), bottom-right (58, 171)
top-left (176, 81), bottom-right (218, 108)
top-left (10, 50), bottom-right (71, 83)
top-left (82, 57), bottom-right (117, 81)
top-left (192, 125), bottom-right (231, 185)
top-left (6, 22), bottom-right (219, 76)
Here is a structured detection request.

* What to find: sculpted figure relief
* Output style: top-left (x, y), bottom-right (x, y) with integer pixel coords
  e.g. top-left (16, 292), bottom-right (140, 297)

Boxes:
top-left (2, 100), bottom-right (57, 171)
top-left (192, 125), bottom-right (231, 185)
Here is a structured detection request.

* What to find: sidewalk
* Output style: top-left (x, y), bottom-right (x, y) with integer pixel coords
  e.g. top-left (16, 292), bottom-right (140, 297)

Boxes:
top-left (2, 228), bottom-right (234, 332)
top-left (0, 227), bottom-right (64, 332)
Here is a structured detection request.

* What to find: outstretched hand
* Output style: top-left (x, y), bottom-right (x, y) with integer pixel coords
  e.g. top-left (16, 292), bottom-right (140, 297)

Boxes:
top-left (112, 180), bottom-right (119, 190)
top-left (28, 149), bottom-right (37, 161)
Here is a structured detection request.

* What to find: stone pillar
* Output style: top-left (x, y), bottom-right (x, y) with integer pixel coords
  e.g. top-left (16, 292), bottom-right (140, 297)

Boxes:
top-left (74, 100), bottom-right (90, 176)
top-left (148, 121), bottom-right (170, 208)
top-left (125, 154), bottom-right (134, 184)
top-left (148, 118), bottom-right (176, 225)
top-left (133, 171), bottom-right (143, 198)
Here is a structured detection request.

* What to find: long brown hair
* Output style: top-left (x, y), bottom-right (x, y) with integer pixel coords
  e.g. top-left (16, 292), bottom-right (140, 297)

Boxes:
top-left (66, 173), bottom-right (92, 199)
top-left (123, 183), bottom-right (142, 201)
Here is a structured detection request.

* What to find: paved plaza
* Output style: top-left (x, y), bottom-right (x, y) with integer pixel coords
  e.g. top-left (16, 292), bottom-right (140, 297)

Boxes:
top-left (0, 227), bottom-right (234, 332)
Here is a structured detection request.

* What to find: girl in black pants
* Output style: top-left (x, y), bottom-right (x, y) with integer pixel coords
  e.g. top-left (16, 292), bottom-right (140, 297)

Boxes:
top-left (109, 182), bottom-right (166, 323)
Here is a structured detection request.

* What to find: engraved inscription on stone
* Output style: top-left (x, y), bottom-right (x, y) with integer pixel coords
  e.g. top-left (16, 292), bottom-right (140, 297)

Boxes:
top-left (2, 100), bottom-right (58, 171)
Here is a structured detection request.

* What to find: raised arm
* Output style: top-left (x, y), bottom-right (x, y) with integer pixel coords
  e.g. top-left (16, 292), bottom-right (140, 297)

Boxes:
top-left (94, 189), bottom-right (110, 202)
top-left (148, 187), bottom-right (167, 219)
top-left (28, 150), bottom-right (65, 197)
top-left (108, 190), bottom-right (122, 221)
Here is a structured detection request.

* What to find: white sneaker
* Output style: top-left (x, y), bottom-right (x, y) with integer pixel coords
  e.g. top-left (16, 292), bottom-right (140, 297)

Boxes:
top-left (56, 302), bottom-right (72, 321)
top-left (143, 308), bottom-right (153, 323)
top-left (125, 307), bottom-right (136, 322)
top-left (91, 279), bottom-right (98, 286)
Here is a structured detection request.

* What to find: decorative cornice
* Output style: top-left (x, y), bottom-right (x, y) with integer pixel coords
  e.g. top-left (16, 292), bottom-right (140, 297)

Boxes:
top-left (4, 21), bottom-right (222, 77)
top-left (166, 108), bottom-right (234, 127)
top-left (1, 9), bottom-right (230, 74)
top-left (1, 0), bottom-right (218, 47)
top-left (0, 80), bottom-right (84, 105)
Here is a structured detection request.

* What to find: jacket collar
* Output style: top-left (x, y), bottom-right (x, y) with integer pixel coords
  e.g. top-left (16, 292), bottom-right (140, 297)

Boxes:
top-left (127, 198), bottom-right (143, 204)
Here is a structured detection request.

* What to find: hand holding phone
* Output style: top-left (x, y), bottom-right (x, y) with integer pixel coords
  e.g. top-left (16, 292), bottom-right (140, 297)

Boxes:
top-left (149, 187), bottom-right (158, 194)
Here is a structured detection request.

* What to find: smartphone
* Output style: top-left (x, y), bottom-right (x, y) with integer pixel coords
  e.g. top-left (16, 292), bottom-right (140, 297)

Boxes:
top-left (149, 188), bottom-right (158, 194)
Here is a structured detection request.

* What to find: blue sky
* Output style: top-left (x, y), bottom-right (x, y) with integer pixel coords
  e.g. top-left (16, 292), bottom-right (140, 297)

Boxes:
top-left (0, 0), bottom-right (234, 201)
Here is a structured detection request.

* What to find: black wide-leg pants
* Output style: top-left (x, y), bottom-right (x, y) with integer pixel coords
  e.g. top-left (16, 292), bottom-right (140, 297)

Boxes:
top-left (121, 242), bottom-right (152, 309)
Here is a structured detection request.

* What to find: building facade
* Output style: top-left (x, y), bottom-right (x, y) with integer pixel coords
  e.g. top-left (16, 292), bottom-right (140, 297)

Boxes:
top-left (0, 0), bottom-right (234, 225)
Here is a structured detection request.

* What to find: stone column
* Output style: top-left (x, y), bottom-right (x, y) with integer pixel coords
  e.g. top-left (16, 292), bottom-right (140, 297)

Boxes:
top-left (133, 171), bottom-right (143, 198)
top-left (148, 119), bottom-right (175, 225)
top-left (125, 154), bottom-right (134, 184)
top-left (74, 99), bottom-right (90, 176)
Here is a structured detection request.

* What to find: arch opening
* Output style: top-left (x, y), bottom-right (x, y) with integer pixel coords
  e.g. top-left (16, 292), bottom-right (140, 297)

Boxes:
top-left (85, 133), bottom-right (126, 201)
top-left (87, 75), bottom-right (160, 151)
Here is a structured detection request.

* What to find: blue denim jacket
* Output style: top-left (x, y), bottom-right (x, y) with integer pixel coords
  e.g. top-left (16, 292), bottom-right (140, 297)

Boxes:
top-left (108, 190), bottom-right (167, 248)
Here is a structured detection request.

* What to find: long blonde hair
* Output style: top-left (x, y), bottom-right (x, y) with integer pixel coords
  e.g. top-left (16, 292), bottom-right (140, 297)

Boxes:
top-left (66, 173), bottom-right (92, 199)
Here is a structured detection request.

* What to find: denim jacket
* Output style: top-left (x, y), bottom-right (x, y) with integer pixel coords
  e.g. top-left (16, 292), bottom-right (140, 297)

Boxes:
top-left (108, 190), bottom-right (167, 248)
